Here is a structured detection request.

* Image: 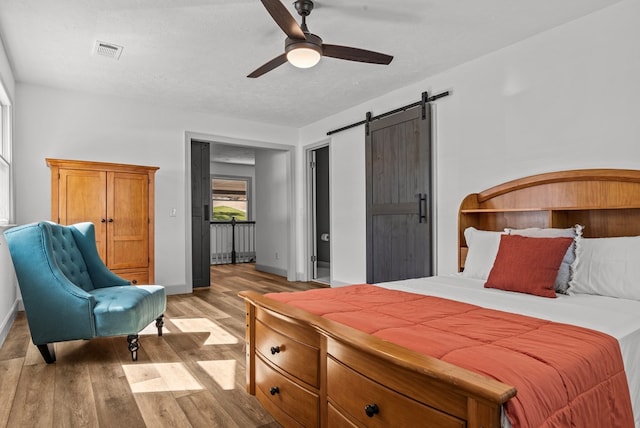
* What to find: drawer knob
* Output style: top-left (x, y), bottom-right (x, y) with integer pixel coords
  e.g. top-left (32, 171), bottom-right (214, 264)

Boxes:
top-left (364, 403), bottom-right (379, 418)
top-left (270, 346), bottom-right (281, 355)
top-left (269, 386), bottom-right (280, 396)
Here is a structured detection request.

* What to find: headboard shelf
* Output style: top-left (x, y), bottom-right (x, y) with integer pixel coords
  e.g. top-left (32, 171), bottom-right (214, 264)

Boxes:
top-left (458, 169), bottom-right (640, 271)
top-left (461, 205), bottom-right (640, 213)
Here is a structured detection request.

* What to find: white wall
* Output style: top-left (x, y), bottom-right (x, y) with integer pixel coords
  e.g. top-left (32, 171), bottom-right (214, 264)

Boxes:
top-left (299, 0), bottom-right (640, 283)
top-left (254, 149), bottom-right (289, 276)
top-left (327, 127), bottom-right (366, 285)
top-left (13, 84), bottom-right (298, 294)
top-left (0, 35), bottom-right (17, 348)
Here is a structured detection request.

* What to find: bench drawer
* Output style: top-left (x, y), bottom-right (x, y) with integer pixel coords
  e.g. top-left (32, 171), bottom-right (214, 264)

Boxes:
top-left (255, 356), bottom-right (319, 427)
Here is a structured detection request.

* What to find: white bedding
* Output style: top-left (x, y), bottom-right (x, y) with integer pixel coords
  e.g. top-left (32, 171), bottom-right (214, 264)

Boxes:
top-left (377, 274), bottom-right (640, 428)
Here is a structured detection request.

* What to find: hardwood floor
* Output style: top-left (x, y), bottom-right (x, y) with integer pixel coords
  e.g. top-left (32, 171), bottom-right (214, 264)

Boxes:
top-left (0, 263), bottom-right (322, 427)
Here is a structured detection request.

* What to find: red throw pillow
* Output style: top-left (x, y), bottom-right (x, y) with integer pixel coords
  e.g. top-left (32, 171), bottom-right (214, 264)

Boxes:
top-left (485, 235), bottom-right (573, 298)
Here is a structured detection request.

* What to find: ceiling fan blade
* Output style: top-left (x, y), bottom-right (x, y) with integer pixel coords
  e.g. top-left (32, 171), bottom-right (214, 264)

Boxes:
top-left (260, 0), bottom-right (306, 40)
top-left (322, 44), bottom-right (393, 65)
top-left (247, 53), bottom-right (288, 78)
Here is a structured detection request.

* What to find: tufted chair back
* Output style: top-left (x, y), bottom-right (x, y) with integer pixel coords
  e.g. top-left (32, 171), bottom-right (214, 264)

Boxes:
top-left (45, 222), bottom-right (94, 291)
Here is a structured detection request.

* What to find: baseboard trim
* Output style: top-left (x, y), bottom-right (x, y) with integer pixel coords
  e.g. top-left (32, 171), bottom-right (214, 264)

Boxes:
top-left (0, 299), bottom-right (18, 350)
top-left (164, 283), bottom-right (192, 295)
top-left (328, 279), bottom-right (351, 287)
top-left (255, 264), bottom-right (287, 278)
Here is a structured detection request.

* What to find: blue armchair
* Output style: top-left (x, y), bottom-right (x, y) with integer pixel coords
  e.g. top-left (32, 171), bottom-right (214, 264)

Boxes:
top-left (3, 221), bottom-right (166, 363)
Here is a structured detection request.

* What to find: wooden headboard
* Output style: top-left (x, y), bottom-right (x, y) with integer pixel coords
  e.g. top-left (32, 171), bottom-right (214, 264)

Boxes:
top-left (458, 169), bottom-right (640, 271)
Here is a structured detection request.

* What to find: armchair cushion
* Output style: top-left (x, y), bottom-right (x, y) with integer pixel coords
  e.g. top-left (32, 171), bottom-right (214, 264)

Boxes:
top-left (91, 285), bottom-right (166, 336)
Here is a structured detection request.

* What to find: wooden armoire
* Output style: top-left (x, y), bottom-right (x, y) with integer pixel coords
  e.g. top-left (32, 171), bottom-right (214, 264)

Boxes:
top-left (47, 158), bottom-right (158, 285)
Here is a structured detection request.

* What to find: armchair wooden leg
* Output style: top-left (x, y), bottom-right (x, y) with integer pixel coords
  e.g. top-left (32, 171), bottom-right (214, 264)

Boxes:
top-left (127, 334), bottom-right (139, 361)
top-left (156, 314), bottom-right (164, 336)
top-left (37, 343), bottom-right (56, 364)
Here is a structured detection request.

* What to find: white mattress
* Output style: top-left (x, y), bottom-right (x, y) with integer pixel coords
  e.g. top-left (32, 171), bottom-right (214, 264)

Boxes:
top-left (377, 274), bottom-right (640, 428)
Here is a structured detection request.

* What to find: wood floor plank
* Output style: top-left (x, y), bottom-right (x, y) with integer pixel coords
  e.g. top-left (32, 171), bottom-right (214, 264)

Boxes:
top-left (133, 392), bottom-right (193, 428)
top-left (0, 358), bottom-right (23, 426)
top-left (0, 314), bottom-right (29, 361)
top-left (187, 294), bottom-right (232, 320)
top-left (175, 390), bottom-right (239, 428)
top-left (6, 363), bottom-right (56, 427)
top-left (53, 359), bottom-right (99, 427)
top-left (88, 340), bottom-right (147, 427)
top-left (0, 263), bottom-right (321, 427)
top-left (138, 333), bottom-right (182, 363)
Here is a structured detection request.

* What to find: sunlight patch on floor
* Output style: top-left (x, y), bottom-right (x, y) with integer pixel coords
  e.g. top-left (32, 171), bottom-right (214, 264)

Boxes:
top-left (171, 318), bottom-right (238, 345)
top-left (198, 360), bottom-right (237, 390)
top-left (123, 363), bottom-right (203, 393)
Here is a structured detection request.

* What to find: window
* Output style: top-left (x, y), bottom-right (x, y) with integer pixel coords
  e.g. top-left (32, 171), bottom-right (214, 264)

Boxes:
top-left (211, 176), bottom-right (251, 221)
top-left (0, 84), bottom-right (12, 225)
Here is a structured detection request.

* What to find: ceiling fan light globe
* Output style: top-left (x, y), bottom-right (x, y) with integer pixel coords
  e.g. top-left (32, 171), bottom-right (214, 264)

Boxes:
top-left (287, 47), bottom-right (321, 68)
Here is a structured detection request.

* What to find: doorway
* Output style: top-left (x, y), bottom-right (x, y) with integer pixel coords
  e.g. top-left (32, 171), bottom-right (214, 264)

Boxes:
top-left (309, 145), bottom-right (330, 284)
top-left (186, 133), bottom-right (298, 292)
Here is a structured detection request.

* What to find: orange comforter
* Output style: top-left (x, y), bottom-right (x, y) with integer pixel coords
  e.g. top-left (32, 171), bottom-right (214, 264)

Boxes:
top-left (267, 284), bottom-right (634, 428)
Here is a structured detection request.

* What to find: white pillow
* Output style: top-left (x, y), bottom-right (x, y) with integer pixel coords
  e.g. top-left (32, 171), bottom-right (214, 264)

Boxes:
top-left (462, 227), bottom-right (503, 280)
top-left (505, 226), bottom-right (582, 294)
top-left (570, 236), bottom-right (640, 301)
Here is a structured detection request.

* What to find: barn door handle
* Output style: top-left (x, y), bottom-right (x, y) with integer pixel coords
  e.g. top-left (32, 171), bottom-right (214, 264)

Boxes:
top-left (418, 193), bottom-right (427, 223)
top-left (204, 205), bottom-right (209, 221)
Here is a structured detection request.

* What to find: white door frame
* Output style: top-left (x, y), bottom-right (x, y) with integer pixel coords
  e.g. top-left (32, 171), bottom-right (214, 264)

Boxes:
top-left (304, 139), bottom-right (330, 282)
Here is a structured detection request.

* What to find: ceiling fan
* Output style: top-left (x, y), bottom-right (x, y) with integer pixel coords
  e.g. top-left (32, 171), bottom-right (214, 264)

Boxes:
top-left (247, 0), bottom-right (394, 78)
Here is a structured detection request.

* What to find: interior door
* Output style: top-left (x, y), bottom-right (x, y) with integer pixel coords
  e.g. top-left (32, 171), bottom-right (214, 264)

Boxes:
top-left (191, 140), bottom-right (211, 288)
top-left (365, 105), bottom-right (432, 283)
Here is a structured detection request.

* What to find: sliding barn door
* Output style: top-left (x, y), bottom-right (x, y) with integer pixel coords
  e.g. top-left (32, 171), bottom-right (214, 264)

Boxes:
top-left (191, 140), bottom-right (211, 288)
top-left (366, 105), bottom-right (432, 283)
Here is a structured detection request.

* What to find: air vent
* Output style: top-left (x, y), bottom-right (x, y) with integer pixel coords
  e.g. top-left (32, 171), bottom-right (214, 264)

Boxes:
top-left (94, 41), bottom-right (123, 60)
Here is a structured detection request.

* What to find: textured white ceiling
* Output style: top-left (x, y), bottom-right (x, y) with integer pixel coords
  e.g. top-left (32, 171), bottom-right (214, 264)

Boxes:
top-left (0, 0), bottom-right (622, 127)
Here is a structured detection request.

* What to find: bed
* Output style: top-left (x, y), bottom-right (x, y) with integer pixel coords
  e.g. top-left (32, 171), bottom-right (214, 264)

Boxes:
top-left (239, 169), bottom-right (640, 427)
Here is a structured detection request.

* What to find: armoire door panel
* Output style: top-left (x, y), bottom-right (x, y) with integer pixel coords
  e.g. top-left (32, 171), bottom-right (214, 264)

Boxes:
top-left (58, 169), bottom-right (108, 261)
top-left (107, 172), bottom-right (149, 270)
